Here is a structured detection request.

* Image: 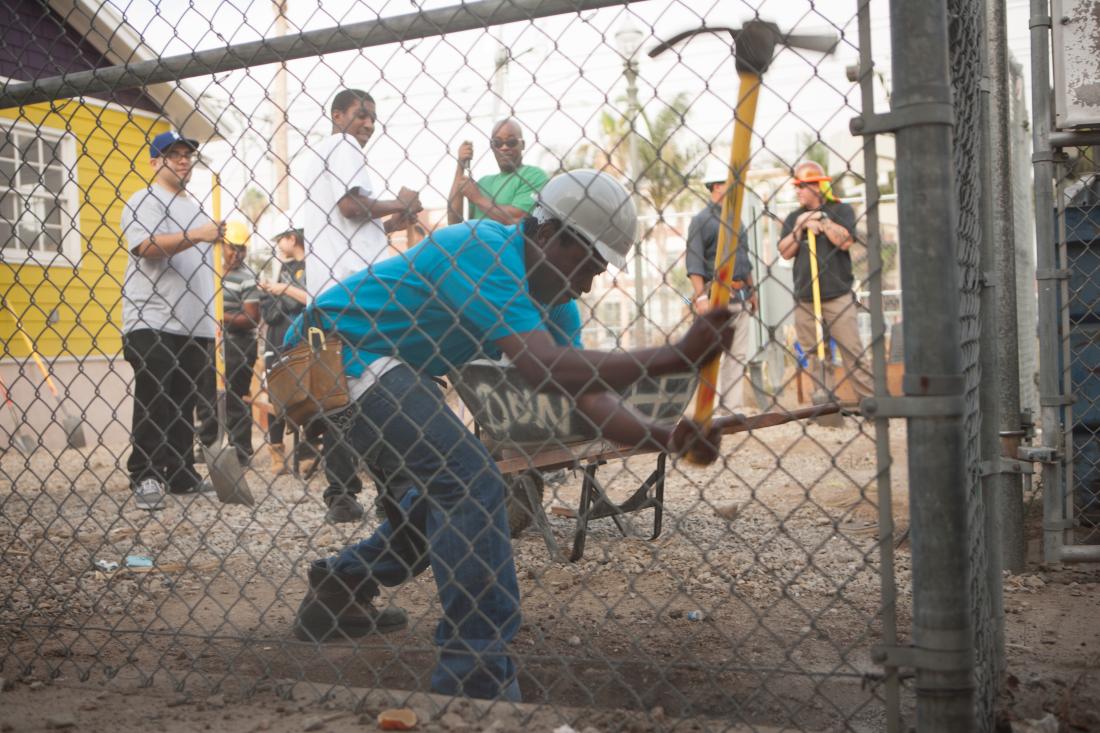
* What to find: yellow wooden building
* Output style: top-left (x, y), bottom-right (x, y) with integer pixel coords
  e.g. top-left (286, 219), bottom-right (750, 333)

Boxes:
top-left (1, 0), bottom-right (218, 450)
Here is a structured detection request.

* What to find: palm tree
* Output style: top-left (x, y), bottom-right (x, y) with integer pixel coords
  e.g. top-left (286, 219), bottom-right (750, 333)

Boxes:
top-left (561, 93), bottom-right (704, 337)
top-left (563, 92), bottom-right (703, 215)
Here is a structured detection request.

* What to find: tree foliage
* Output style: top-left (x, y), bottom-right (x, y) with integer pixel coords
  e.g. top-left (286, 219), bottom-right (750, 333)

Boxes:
top-left (562, 92), bottom-right (704, 216)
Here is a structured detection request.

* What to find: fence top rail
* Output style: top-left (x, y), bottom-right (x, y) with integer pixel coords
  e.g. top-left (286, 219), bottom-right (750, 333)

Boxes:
top-left (0, 0), bottom-right (644, 109)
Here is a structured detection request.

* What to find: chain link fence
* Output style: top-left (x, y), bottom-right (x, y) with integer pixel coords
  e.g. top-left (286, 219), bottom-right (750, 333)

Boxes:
top-left (1053, 148), bottom-right (1100, 551)
top-left (0, 1), bottom-right (1039, 730)
top-left (1032, 0), bottom-right (1100, 568)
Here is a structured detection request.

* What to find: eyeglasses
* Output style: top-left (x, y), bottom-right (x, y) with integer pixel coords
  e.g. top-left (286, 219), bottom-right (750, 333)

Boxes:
top-left (491, 137), bottom-right (523, 150)
top-left (164, 150), bottom-right (198, 162)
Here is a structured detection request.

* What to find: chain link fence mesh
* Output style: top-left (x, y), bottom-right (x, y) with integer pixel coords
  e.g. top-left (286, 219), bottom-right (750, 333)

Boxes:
top-left (947, 0), bottom-right (996, 728)
top-left (0, 0), bottom-right (1022, 729)
top-left (1059, 145), bottom-right (1100, 548)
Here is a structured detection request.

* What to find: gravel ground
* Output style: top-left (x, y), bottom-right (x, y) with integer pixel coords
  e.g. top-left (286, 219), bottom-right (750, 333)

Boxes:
top-left (6, 413), bottom-right (1090, 731)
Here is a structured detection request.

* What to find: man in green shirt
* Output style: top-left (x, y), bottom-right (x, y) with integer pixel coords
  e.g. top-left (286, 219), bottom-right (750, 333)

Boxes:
top-left (447, 118), bottom-right (549, 224)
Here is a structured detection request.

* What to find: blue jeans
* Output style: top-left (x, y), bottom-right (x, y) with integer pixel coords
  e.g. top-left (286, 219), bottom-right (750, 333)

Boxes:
top-left (326, 365), bottom-right (521, 701)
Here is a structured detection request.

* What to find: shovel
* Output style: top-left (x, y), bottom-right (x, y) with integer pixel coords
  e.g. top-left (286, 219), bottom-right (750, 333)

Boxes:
top-left (806, 230), bottom-right (845, 428)
top-left (0, 370), bottom-right (35, 455)
top-left (202, 182), bottom-right (254, 506)
top-left (13, 326), bottom-right (87, 448)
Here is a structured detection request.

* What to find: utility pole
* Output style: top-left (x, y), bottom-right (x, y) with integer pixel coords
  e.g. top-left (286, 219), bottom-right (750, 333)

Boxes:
top-left (492, 43), bottom-right (509, 121)
top-left (272, 0), bottom-right (290, 212)
top-left (617, 20), bottom-right (645, 347)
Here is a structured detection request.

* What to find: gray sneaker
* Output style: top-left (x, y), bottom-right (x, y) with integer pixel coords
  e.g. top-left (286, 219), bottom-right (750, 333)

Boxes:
top-left (134, 478), bottom-right (166, 511)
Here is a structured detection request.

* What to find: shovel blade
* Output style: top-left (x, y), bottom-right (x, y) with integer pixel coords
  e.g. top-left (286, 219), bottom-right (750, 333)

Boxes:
top-left (747, 360), bottom-right (771, 411)
top-left (63, 416), bottom-right (87, 449)
top-left (12, 433), bottom-right (35, 455)
top-left (201, 444), bottom-right (255, 506)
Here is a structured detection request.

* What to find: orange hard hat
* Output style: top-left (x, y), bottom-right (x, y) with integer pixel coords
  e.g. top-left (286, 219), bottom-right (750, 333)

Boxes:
top-left (792, 160), bottom-right (832, 184)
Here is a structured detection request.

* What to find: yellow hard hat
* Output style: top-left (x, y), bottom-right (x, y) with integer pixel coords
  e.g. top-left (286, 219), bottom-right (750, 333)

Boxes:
top-left (224, 220), bottom-right (251, 247)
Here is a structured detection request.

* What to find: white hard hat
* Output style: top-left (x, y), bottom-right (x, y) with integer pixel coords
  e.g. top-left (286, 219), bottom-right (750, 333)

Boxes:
top-left (536, 169), bottom-right (637, 269)
top-left (703, 158), bottom-right (731, 187)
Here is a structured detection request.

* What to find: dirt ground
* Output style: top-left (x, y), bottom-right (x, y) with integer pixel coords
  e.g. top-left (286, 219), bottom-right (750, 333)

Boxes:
top-left (1, 414), bottom-right (1098, 732)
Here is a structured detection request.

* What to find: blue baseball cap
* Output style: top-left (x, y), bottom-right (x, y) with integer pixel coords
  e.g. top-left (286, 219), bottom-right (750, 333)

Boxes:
top-left (149, 131), bottom-right (199, 158)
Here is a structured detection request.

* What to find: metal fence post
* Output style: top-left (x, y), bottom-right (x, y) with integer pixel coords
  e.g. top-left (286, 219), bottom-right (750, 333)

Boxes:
top-left (976, 0), bottom-right (1007, 700)
top-left (890, 0), bottom-right (976, 729)
top-left (1029, 0), bottom-right (1067, 564)
top-left (985, 0), bottom-right (1026, 577)
top-left (854, 2), bottom-right (900, 729)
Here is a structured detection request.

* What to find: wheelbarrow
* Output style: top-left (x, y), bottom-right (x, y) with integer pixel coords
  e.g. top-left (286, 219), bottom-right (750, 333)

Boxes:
top-left (450, 360), bottom-right (840, 561)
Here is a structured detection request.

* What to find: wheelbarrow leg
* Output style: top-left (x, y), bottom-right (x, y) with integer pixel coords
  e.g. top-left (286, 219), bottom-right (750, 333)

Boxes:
top-left (523, 474), bottom-right (564, 563)
top-left (651, 452), bottom-right (666, 541)
top-left (571, 463), bottom-right (598, 562)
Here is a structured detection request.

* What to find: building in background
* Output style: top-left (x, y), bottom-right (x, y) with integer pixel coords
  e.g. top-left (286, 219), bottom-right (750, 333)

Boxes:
top-left (0, 0), bottom-right (219, 449)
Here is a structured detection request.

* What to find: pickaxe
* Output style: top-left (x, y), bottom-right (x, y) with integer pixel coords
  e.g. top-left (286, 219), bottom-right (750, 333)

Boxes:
top-left (649, 20), bottom-right (838, 464)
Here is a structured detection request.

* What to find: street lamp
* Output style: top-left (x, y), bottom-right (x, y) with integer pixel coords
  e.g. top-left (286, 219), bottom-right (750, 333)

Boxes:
top-left (615, 20), bottom-right (646, 347)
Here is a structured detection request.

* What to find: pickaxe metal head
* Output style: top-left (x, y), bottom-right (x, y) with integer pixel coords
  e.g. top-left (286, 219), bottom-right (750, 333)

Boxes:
top-left (648, 20), bottom-right (838, 75)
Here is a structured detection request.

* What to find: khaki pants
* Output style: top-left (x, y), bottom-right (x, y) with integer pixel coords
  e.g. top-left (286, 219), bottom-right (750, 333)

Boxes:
top-left (715, 302), bottom-right (754, 413)
top-left (794, 293), bottom-right (873, 399)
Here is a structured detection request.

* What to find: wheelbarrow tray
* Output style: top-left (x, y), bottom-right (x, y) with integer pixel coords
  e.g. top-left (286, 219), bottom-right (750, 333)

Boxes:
top-left (450, 359), bottom-right (697, 452)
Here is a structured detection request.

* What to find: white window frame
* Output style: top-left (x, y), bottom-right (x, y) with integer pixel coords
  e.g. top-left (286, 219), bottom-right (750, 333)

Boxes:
top-left (0, 119), bottom-right (81, 267)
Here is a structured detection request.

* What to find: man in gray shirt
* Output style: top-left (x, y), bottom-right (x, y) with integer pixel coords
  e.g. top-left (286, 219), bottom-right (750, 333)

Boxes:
top-left (120, 131), bottom-right (224, 510)
top-left (686, 169), bottom-right (757, 413)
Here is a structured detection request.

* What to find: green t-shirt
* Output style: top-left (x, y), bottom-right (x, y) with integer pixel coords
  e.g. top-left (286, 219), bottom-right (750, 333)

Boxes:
top-left (469, 164), bottom-right (550, 219)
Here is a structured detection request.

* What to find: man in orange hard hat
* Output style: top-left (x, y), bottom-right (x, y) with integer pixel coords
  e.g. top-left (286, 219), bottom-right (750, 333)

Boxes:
top-left (777, 161), bottom-right (873, 401)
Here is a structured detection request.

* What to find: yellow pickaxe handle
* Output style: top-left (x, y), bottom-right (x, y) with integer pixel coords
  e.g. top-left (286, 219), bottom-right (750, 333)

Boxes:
top-left (211, 175), bottom-right (226, 392)
top-left (685, 70), bottom-right (761, 465)
top-left (807, 229), bottom-right (827, 361)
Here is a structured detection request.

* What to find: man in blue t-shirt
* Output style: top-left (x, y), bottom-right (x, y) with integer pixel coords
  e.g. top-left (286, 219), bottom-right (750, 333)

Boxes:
top-left (289, 170), bottom-right (736, 702)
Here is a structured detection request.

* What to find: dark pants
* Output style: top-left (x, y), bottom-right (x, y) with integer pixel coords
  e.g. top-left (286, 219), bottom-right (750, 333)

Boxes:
top-left (197, 333), bottom-right (258, 461)
top-left (327, 365), bottom-right (520, 700)
top-left (123, 329), bottom-right (213, 491)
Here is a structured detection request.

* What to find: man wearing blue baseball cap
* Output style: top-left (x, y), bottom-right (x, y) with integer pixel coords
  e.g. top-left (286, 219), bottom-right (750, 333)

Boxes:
top-left (119, 130), bottom-right (224, 510)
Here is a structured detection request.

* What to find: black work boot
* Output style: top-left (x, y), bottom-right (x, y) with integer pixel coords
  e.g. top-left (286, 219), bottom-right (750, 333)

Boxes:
top-left (325, 494), bottom-right (366, 524)
top-left (293, 560), bottom-right (407, 641)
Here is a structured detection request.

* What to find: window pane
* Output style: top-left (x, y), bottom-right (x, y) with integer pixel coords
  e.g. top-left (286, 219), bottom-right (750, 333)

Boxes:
top-left (18, 163), bottom-right (39, 189)
top-left (18, 134), bottom-right (41, 165)
top-left (42, 138), bottom-right (64, 165)
top-left (42, 225), bottom-right (62, 253)
top-left (44, 199), bottom-right (62, 228)
top-left (44, 166), bottom-right (63, 191)
top-left (0, 191), bottom-right (16, 221)
top-left (17, 219), bottom-right (39, 250)
top-left (0, 159), bottom-right (13, 188)
top-left (0, 131), bottom-right (13, 161)
top-left (27, 195), bottom-right (48, 225)
top-left (0, 220), bottom-right (13, 252)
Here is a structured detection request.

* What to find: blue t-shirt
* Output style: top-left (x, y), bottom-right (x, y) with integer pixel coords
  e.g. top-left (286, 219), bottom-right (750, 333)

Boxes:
top-left (287, 220), bottom-right (582, 378)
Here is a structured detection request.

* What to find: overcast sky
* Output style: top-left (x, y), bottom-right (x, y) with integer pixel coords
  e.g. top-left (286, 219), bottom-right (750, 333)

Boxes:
top-left (105, 0), bottom-right (1038, 231)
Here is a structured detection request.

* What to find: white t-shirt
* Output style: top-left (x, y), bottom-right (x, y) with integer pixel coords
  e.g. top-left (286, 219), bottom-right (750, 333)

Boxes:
top-left (298, 133), bottom-right (388, 299)
top-left (120, 185), bottom-right (216, 338)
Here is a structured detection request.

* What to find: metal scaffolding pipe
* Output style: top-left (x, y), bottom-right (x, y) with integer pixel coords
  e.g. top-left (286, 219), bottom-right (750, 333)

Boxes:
top-left (987, 0), bottom-right (1025, 576)
top-left (0, 0), bottom-right (642, 108)
top-left (890, 0), bottom-right (975, 728)
top-left (977, 0), bottom-right (1007, 688)
top-left (1049, 130), bottom-right (1100, 148)
top-left (1029, 0), bottom-right (1068, 563)
top-left (856, 1), bottom-right (900, 730)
